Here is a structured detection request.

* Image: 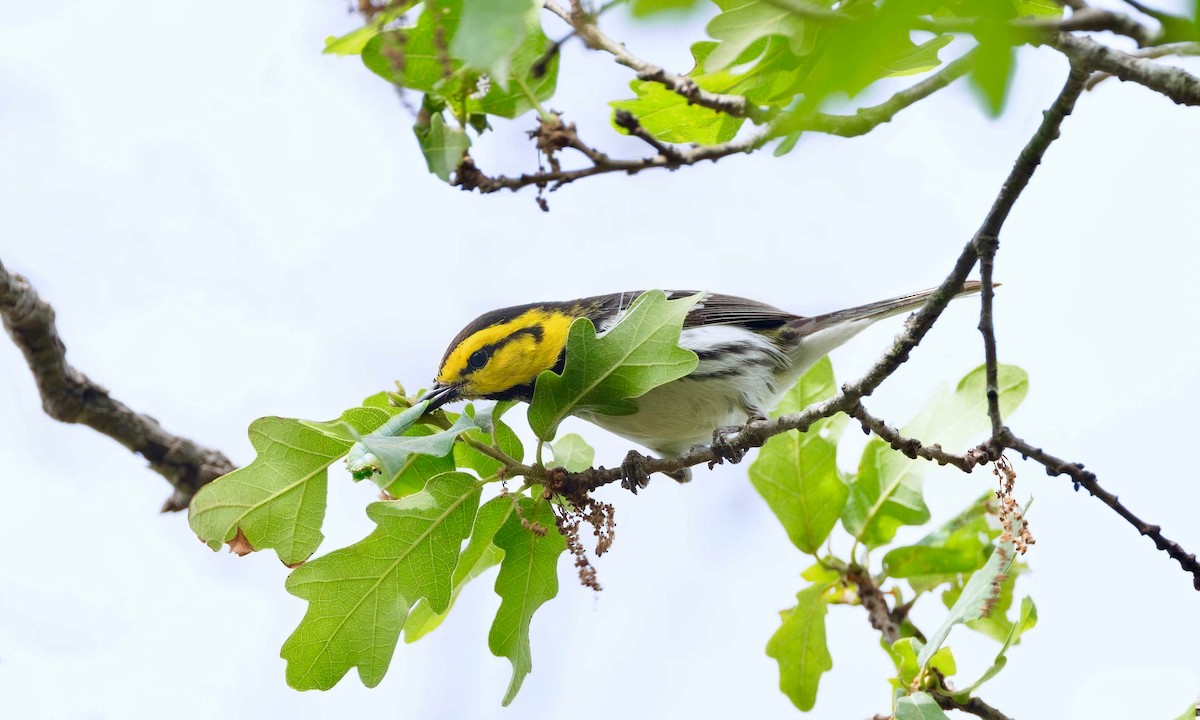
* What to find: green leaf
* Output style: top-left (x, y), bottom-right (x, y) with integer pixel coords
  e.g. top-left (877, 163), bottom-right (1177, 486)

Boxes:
top-left (942, 560), bottom-right (1028, 642)
top-left (404, 495), bottom-right (517, 643)
top-left (454, 402), bottom-right (525, 478)
top-left (970, 35), bottom-right (1016, 117)
top-left (549, 433), bottom-right (596, 472)
top-left (879, 35), bottom-right (953, 77)
top-left (489, 497), bottom-right (567, 705)
top-left (952, 595), bottom-right (1037, 699)
top-left (842, 364), bottom-right (1027, 547)
top-left (470, 23), bottom-right (559, 118)
top-left (630, 0), bottom-right (705, 15)
top-left (1173, 702), bottom-right (1200, 720)
top-left (358, 405), bottom-right (479, 480)
top-left (281, 473), bottom-right (481, 690)
top-left (381, 425), bottom-right (457, 498)
top-left (325, 25), bottom-right (388, 57)
top-left (611, 80), bottom-right (746, 145)
top-left (450, 0), bottom-right (538, 83)
top-left (527, 290), bottom-right (702, 441)
top-left (749, 357), bottom-right (850, 554)
top-left (362, 0), bottom-right (558, 121)
top-left (704, 0), bottom-right (805, 72)
top-left (345, 401), bottom-right (429, 478)
top-left (189, 407), bottom-right (392, 565)
top-left (362, 6), bottom-right (462, 94)
top-left (917, 507), bottom-right (1028, 667)
top-left (895, 691), bottom-right (952, 720)
top-left (323, 1), bottom-right (419, 56)
top-left (800, 560), bottom-right (840, 584)
top-left (882, 493), bottom-right (994, 581)
top-left (1014, 0), bottom-right (1063, 16)
top-left (889, 636), bottom-right (923, 685)
top-left (414, 113), bottom-right (470, 182)
top-left (767, 583), bottom-right (833, 712)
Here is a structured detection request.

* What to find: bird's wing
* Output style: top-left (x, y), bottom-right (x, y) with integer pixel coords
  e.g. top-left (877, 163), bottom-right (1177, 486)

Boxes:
top-left (679, 292), bottom-right (800, 329)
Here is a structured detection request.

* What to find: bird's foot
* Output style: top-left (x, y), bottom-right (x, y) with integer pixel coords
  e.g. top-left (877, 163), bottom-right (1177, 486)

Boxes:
top-left (709, 416), bottom-right (763, 467)
top-left (620, 450), bottom-right (653, 494)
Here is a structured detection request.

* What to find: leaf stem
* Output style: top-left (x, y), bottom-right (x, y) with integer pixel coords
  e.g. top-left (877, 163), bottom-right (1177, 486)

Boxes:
top-left (514, 74), bottom-right (552, 122)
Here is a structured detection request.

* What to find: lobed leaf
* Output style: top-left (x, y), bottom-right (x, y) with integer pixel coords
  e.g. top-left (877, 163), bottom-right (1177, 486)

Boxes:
top-left (404, 495), bottom-right (517, 643)
top-left (748, 357), bottom-right (850, 554)
top-left (189, 406), bottom-right (394, 565)
top-left (527, 290), bottom-right (702, 441)
top-left (281, 473), bottom-right (482, 690)
top-left (704, 0), bottom-right (806, 72)
top-left (766, 583), bottom-right (833, 712)
top-left (489, 497), bottom-right (567, 705)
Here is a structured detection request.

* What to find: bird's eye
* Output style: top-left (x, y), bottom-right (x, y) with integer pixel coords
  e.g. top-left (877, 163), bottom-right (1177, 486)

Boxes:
top-left (468, 349), bottom-right (489, 370)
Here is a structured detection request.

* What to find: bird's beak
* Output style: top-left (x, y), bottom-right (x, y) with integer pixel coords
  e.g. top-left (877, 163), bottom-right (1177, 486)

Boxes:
top-left (421, 382), bottom-right (460, 412)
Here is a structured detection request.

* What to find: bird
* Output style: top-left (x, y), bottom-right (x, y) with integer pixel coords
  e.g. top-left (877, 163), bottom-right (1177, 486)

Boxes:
top-left (422, 283), bottom-right (982, 487)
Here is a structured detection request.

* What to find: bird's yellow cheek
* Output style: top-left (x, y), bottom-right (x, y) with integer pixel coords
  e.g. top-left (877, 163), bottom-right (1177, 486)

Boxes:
top-left (462, 336), bottom-right (558, 396)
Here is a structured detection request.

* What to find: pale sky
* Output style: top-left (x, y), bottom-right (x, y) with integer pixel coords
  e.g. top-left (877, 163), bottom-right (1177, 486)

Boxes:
top-left (1, 1), bottom-right (1198, 719)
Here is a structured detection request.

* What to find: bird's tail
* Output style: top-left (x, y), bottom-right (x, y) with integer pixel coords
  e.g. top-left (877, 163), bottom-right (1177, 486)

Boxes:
top-left (794, 280), bottom-right (984, 337)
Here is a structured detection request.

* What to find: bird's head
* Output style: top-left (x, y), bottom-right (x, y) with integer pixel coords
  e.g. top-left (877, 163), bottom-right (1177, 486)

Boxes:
top-left (424, 303), bottom-right (578, 410)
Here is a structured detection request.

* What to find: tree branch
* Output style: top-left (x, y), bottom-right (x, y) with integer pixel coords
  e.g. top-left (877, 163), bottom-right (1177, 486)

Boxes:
top-left (916, 6), bottom-right (1158, 47)
top-left (0, 259), bottom-right (235, 511)
top-left (848, 402), bottom-right (994, 472)
top-left (1049, 33), bottom-right (1200, 106)
top-left (846, 566), bottom-right (901, 644)
top-left (937, 694), bottom-right (1015, 720)
top-left (1085, 41), bottom-right (1200, 90)
top-left (1002, 431), bottom-right (1200, 590)
top-left (545, 62), bottom-right (1088, 499)
top-left (455, 54), bottom-right (974, 195)
top-left (543, 0), bottom-right (769, 123)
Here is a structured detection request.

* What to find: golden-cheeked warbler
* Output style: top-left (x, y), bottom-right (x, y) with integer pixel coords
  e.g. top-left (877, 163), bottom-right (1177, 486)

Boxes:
top-left (423, 284), bottom-right (981, 483)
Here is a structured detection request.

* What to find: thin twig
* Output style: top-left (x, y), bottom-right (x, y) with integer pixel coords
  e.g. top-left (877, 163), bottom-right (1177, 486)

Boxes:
top-left (977, 230), bottom-right (1005, 437)
top-left (848, 402), bottom-right (994, 472)
top-left (543, 0), bottom-right (769, 123)
top-left (0, 259), bottom-right (235, 511)
top-left (1002, 431), bottom-right (1200, 590)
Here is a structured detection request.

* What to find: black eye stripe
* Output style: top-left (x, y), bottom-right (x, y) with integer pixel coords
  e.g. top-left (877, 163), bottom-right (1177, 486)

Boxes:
top-left (464, 325), bottom-right (545, 374)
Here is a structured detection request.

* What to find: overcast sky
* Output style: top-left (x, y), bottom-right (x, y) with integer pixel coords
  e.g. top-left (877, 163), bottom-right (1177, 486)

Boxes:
top-left (2, 1), bottom-right (1198, 719)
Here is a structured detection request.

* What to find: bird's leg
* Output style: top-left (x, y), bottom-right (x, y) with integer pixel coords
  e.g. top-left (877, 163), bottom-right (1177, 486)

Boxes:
top-left (620, 450), bottom-right (653, 494)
